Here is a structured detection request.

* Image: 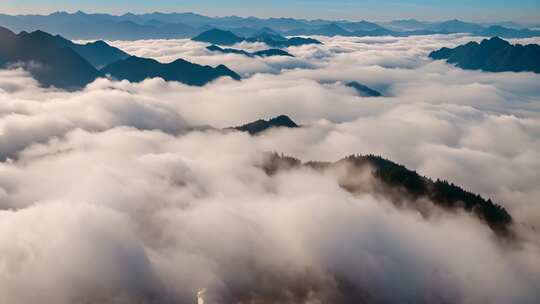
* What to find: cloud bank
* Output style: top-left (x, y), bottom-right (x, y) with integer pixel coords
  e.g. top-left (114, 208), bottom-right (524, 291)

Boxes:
top-left (1, 34), bottom-right (539, 303)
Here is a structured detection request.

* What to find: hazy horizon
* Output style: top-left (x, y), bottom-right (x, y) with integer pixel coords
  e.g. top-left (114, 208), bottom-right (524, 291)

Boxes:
top-left (1, 0), bottom-right (539, 23)
top-left (0, 9), bottom-right (535, 24)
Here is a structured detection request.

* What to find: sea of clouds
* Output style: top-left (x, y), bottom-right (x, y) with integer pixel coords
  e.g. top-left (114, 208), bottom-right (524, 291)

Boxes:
top-left (1, 34), bottom-right (539, 303)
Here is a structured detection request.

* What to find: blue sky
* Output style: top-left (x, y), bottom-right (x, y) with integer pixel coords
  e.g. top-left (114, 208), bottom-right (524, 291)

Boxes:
top-left (1, 0), bottom-right (539, 22)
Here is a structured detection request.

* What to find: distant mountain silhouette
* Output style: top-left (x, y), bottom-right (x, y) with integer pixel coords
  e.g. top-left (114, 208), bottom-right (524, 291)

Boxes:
top-left (253, 27), bottom-right (281, 36)
top-left (286, 22), bottom-right (398, 37)
top-left (477, 26), bottom-right (540, 38)
top-left (346, 81), bottom-right (382, 97)
top-left (0, 11), bottom-right (202, 40)
top-left (481, 21), bottom-right (525, 29)
top-left (101, 56), bottom-right (241, 86)
top-left (71, 40), bottom-right (130, 69)
top-left (351, 28), bottom-right (398, 37)
top-left (429, 37), bottom-right (540, 73)
top-left (207, 45), bottom-right (293, 57)
top-left (0, 27), bottom-right (100, 89)
top-left (341, 20), bottom-right (388, 32)
top-left (286, 25), bottom-right (440, 38)
top-left (427, 19), bottom-right (485, 33)
top-left (289, 23), bottom-right (351, 36)
top-left (232, 115), bottom-right (299, 134)
top-left (193, 29), bottom-right (322, 47)
top-left (0, 12), bottom-right (537, 40)
top-left (192, 28), bottom-right (244, 45)
top-left (226, 27), bottom-right (283, 37)
top-left (264, 153), bottom-right (513, 236)
top-left (383, 19), bottom-right (432, 31)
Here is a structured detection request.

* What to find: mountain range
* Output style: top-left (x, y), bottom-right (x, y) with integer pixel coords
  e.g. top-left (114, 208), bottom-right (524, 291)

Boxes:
top-left (0, 27), bottom-right (103, 89)
top-left (0, 26), bottom-right (240, 89)
top-left (193, 29), bottom-right (322, 47)
top-left (263, 151), bottom-right (512, 236)
top-left (0, 11), bottom-right (538, 40)
top-left (430, 37), bottom-right (540, 73)
top-left (207, 45), bottom-right (294, 58)
top-left (101, 56), bottom-right (240, 86)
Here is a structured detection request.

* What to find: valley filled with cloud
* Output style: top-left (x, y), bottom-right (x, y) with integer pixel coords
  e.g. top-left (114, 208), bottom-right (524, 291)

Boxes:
top-left (1, 34), bottom-right (540, 303)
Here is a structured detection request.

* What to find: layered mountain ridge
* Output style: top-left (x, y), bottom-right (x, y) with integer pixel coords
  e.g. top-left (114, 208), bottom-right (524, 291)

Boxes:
top-left (193, 28), bottom-right (322, 47)
top-left (1, 11), bottom-right (538, 40)
top-left (0, 26), bottom-right (240, 89)
top-left (101, 56), bottom-right (240, 86)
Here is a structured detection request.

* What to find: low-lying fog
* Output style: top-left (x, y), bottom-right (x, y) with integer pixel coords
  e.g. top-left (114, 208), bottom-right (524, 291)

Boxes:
top-left (1, 34), bottom-right (539, 303)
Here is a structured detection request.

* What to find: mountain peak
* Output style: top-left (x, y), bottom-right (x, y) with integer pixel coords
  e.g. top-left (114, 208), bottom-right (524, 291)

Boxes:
top-left (50, 11), bottom-right (70, 16)
top-left (233, 115), bottom-right (299, 135)
top-left (88, 40), bottom-right (108, 46)
top-left (268, 115), bottom-right (299, 128)
top-left (481, 36), bottom-right (510, 47)
top-left (192, 29), bottom-right (244, 45)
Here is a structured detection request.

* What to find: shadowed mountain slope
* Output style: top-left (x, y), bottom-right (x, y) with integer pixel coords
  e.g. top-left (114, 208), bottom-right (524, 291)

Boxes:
top-left (4, 27), bottom-right (130, 68)
top-left (0, 27), bottom-right (101, 89)
top-left (263, 153), bottom-right (513, 236)
top-left (429, 37), bottom-right (540, 73)
top-left (0, 26), bottom-right (240, 88)
top-left (101, 56), bottom-right (241, 86)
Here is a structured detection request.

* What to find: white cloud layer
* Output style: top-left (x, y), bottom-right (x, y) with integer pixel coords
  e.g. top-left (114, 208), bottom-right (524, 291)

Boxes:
top-left (1, 34), bottom-right (540, 303)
